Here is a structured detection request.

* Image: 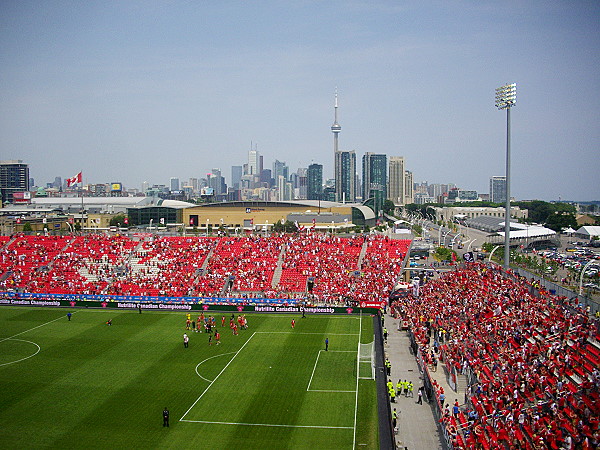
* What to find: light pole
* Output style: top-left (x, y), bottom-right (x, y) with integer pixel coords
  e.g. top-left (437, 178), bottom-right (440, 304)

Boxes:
top-left (496, 82), bottom-right (517, 269)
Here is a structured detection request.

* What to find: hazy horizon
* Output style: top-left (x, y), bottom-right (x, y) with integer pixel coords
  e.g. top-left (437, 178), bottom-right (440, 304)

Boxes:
top-left (1, 1), bottom-right (599, 202)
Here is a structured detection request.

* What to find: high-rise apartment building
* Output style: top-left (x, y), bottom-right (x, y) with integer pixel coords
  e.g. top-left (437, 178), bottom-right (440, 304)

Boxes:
top-left (208, 169), bottom-right (226, 195)
top-left (362, 153), bottom-right (387, 202)
top-left (272, 160), bottom-right (289, 184)
top-left (490, 176), bottom-right (507, 204)
top-left (169, 177), bottom-right (180, 192)
top-left (0, 160), bottom-right (29, 204)
top-left (404, 170), bottom-right (414, 205)
top-left (335, 150), bottom-right (356, 203)
top-left (388, 157), bottom-right (405, 206)
top-left (231, 166), bottom-right (242, 190)
top-left (307, 164), bottom-right (323, 200)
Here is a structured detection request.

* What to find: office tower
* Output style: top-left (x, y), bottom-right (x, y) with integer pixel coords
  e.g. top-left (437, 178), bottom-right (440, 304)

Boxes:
top-left (0, 160), bottom-right (29, 204)
top-left (277, 175), bottom-right (293, 201)
top-left (169, 177), bottom-right (180, 192)
top-left (490, 176), bottom-right (507, 203)
top-left (231, 166), bottom-right (242, 190)
top-left (362, 153), bottom-right (387, 201)
top-left (248, 148), bottom-right (260, 175)
top-left (404, 170), bottom-right (414, 205)
top-left (388, 157), bottom-right (405, 205)
top-left (260, 169), bottom-right (272, 187)
top-left (335, 150), bottom-right (356, 203)
top-left (208, 169), bottom-right (226, 195)
top-left (307, 164), bottom-right (323, 200)
top-left (189, 177), bottom-right (199, 194)
top-left (295, 167), bottom-right (307, 199)
top-left (272, 160), bottom-right (289, 184)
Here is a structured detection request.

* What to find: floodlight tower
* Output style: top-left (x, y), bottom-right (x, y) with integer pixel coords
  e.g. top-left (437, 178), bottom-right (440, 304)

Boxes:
top-left (495, 83), bottom-right (517, 269)
top-left (331, 89), bottom-right (341, 153)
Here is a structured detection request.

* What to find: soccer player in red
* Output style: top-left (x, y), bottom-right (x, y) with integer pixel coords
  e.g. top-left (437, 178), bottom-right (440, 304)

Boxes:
top-left (215, 331), bottom-right (221, 345)
top-left (222, 316), bottom-right (225, 327)
top-left (291, 319), bottom-right (295, 329)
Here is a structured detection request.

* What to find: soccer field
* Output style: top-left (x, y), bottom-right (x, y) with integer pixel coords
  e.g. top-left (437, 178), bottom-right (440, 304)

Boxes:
top-left (0, 307), bottom-right (378, 449)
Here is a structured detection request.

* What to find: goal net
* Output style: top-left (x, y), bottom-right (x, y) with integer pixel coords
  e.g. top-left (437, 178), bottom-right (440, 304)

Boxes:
top-left (358, 341), bottom-right (375, 380)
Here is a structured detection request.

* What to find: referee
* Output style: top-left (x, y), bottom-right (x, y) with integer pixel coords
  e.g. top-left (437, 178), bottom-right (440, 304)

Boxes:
top-left (163, 407), bottom-right (170, 427)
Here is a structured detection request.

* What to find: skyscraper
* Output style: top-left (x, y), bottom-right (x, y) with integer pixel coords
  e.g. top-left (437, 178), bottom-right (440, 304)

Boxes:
top-left (490, 176), bottom-right (507, 204)
top-left (231, 166), bottom-right (242, 190)
top-left (248, 148), bottom-right (260, 175)
top-left (169, 177), bottom-right (180, 192)
top-left (307, 164), bottom-right (323, 200)
top-left (272, 160), bottom-right (289, 184)
top-left (362, 153), bottom-right (387, 201)
top-left (404, 170), bottom-right (414, 205)
top-left (0, 160), bottom-right (29, 204)
top-left (388, 156), bottom-right (405, 205)
top-left (335, 150), bottom-right (356, 203)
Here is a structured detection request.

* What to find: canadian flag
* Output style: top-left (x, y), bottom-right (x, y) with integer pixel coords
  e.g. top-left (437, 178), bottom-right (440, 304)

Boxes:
top-left (295, 221), bottom-right (305, 232)
top-left (66, 172), bottom-right (82, 187)
top-left (311, 218), bottom-right (316, 230)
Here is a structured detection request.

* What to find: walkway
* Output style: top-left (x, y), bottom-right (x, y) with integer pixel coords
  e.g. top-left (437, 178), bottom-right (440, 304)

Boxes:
top-left (384, 310), bottom-right (445, 450)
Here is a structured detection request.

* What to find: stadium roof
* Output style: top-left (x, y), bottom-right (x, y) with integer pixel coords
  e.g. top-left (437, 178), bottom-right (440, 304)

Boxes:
top-left (193, 200), bottom-right (376, 220)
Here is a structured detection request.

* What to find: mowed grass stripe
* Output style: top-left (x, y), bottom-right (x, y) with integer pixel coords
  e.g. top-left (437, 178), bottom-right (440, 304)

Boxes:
top-left (0, 309), bottom-right (377, 449)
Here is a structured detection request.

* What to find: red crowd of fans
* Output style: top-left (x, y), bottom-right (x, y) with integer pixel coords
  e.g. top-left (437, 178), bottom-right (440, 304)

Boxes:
top-left (0, 233), bottom-right (410, 304)
top-left (393, 263), bottom-right (599, 450)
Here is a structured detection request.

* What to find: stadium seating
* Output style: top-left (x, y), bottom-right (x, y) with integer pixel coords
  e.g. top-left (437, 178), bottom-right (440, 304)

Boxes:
top-left (391, 263), bottom-right (599, 449)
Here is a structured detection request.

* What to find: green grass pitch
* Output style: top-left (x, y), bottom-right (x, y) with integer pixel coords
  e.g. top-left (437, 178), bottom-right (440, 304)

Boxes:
top-left (0, 307), bottom-right (378, 449)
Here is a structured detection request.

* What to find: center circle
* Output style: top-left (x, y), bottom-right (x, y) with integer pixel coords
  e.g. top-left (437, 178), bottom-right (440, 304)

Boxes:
top-left (0, 339), bottom-right (41, 367)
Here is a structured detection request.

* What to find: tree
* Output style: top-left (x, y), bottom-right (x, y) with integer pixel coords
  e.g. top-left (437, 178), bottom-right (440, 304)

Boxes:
top-left (544, 212), bottom-right (577, 232)
top-left (22, 222), bottom-right (33, 233)
top-left (109, 214), bottom-right (126, 227)
top-left (383, 199), bottom-right (396, 216)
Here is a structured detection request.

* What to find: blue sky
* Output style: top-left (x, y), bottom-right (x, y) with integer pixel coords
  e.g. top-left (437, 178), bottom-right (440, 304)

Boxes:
top-left (1, 1), bottom-right (599, 201)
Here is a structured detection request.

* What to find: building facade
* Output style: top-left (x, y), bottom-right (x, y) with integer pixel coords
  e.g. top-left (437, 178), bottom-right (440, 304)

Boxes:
top-left (362, 153), bottom-right (387, 202)
top-left (335, 150), bottom-right (356, 203)
top-left (388, 156), bottom-right (405, 206)
top-left (307, 164), bottom-right (323, 200)
top-left (490, 176), bottom-right (507, 204)
top-left (0, 160), bottom-right (29, 205)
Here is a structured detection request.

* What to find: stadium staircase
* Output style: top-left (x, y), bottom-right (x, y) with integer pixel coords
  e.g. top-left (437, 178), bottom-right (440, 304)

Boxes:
top-left (357, 239), bottom-right (368, 268)
top-left (271, 244), bottom-right (287, 289)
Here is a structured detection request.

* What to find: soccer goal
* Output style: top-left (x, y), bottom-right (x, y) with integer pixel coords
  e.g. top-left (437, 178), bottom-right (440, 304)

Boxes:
top-left (358, 341), bottom-right (375, 380)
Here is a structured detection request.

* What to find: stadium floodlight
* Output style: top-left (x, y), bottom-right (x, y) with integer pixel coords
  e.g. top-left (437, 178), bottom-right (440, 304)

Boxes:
top-left (495, 83), bottom-right (517, 269)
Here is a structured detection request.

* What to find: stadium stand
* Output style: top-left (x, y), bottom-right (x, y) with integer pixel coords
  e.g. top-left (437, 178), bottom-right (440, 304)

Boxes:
top-left (391, 263), bottom-right (599, 449)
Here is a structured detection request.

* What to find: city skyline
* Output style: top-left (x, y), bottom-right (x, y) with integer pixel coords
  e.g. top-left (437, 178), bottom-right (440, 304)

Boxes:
top-left (1, 2), bottom-right (599, 201)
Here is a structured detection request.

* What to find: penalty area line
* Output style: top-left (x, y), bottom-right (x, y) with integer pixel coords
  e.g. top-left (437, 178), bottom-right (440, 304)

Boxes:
top-left (179, 419), bottom-right (353, 430)
top-left (180, 332), bottom-right (256, 421)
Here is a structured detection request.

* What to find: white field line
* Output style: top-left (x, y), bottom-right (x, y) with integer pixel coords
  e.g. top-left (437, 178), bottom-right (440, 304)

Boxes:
top-left (0, 339), bottom-right (41, 367)
top-left (179, 419), bottom-right (353, 430)
top-left (180, 332), bottom-right (256, 421)
top-left (256, 331), bottom-right (360, 336)
top-left (353, 311), bottom-right (362, 449)
top-left (307, 350), bottom-right (358, 392)
top-left (307, 389), bottom-right (356, 393)
top-left (307, 350), bottom-right (322, 391)
top-left (0, 311), bottom-right (74, 344)
top-left (194, 352), bottom-right (237, 383)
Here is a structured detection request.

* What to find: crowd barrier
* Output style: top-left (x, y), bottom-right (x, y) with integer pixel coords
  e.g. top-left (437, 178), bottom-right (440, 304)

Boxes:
top-left (0, 293), bottom-right (378, 315)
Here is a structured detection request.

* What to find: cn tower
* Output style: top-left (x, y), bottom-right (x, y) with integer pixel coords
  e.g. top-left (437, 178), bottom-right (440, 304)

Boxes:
top-left (331, 89), bottom-right (341, 153)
